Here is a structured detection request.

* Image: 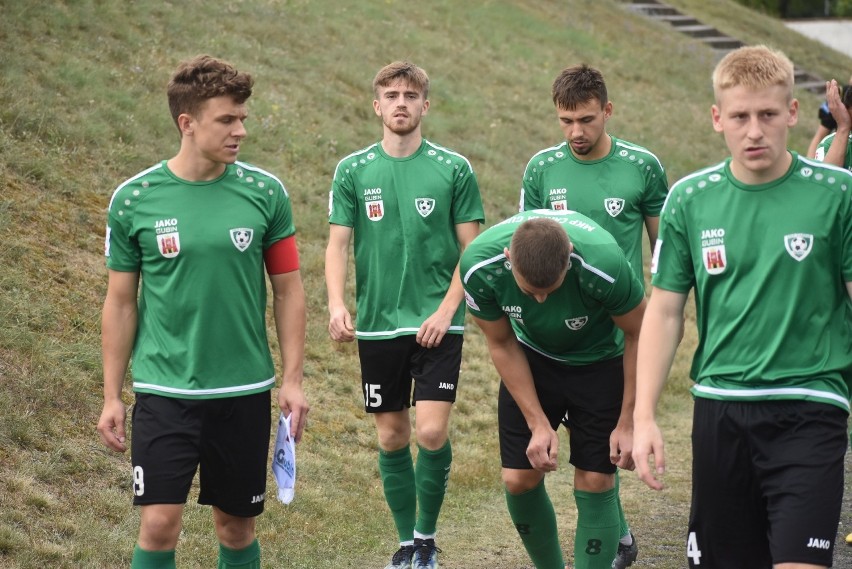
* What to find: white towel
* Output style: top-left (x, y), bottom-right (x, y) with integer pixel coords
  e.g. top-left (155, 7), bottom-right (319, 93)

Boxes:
top-left (271, 412), bottom-right (296, 504)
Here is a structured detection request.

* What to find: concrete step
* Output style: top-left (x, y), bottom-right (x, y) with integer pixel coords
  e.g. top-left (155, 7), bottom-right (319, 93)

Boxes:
top-left (796, 80), bottom-right (827, 94)
top-left (699, 36), bottom-right (744, 49)
top-left (626, 3), bottom-right (680, 16)
top-left (676, 24), bottom-right (719, 37)
top-left (658, 14), bottom-right (702, 26)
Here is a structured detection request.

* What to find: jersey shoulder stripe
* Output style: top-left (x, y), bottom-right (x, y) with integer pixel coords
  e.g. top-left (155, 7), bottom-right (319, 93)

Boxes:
top-left (423, 139), bottom-right (476, 173)
top-left (614, 139), bottom-right (665, 171)
top-left (523, 142), bottom-right (569, 172)
top-left (235, 161), bottom-right (289, 197)
top-left (463, 252), bottom-right (506, 285)
top-left (664, 161), bottom-right (726, 212)
top-left (570, 252), bottom-right (616, 284)
top-left (108, 163), bottom-right (164, 211)
top-left (798, 154), bottom-right (851, 177)
top-left (333, 143), bottom-right (381, 179)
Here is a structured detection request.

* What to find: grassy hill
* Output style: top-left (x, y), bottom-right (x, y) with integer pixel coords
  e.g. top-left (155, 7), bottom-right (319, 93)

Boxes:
top-left (2, 0), bottom-right (851, 567)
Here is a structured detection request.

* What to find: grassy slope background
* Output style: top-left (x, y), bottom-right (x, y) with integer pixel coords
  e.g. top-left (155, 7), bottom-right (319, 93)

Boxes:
top-left (1, 0), bottom-right (850, 567)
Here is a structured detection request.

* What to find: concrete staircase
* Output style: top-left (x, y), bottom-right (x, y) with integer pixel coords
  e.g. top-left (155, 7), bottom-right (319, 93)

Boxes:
top-left (623, 0), bottom-right (826, 94)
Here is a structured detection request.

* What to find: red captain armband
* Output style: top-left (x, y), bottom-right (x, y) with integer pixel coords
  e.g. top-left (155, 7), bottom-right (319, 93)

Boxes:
top-left (264, 235), bottom-right (300, 274)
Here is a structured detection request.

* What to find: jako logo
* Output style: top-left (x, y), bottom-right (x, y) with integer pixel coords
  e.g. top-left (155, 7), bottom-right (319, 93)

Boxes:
top-left (251, 493), bottom-right (265, 504)
top-left (806, 538), bottom-right (830, 550)
top-left (439, 383), bottom-right (455, 390)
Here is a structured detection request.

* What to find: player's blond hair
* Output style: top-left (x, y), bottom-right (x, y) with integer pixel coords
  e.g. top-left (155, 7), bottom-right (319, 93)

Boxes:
top-left (373, 61), bottom-right (430, 100)
top-left (712, 45), bottom-right (794, 104)
top-left (510, 218), bottom-right (571, 288)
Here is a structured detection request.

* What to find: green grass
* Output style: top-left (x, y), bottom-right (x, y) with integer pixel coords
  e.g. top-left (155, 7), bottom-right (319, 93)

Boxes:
top-left (2, 0), bottom-right (851, 567)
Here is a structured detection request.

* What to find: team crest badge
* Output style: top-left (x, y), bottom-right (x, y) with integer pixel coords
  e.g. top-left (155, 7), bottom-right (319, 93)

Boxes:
top-left (230, 228), bottom-right (254, 252)
top-left (784, 233), bottom-right (813, 261)
top-left (157, 233), bottom-right (181, 258)
top-left (565, 316), bottom-right (588, 331)
top-left (702, 245), bottom-right (727, 275)
top-left (604, 198), bottom-right (625, 217)
top-left (551, 200), bottom-right (567, 211)
top-left (366, 200), bottom-right (384, 221)
top-left (415, 198), bottom-right (435, 218)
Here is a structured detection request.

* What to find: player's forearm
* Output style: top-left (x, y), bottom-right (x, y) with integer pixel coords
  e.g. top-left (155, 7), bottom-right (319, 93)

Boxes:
top-left (273, 272), bottom-right (307, 386)
top-left (823, 128), bottom-right (850, 167)
top-left (324, 245), bottom-right (349, 312)
top-left (634, 306), bottom-right (680, 423)
top-left (489, 340), bottom-right (550, 432)
top-left (101, 299), bottom-right (137, 400)
top-left (620, 332), bottom-right (639, 424)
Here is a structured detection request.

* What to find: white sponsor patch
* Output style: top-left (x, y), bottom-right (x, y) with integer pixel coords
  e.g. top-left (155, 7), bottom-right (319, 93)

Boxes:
top-left (366, 200), bottom-right (384, 221)
top-left (157, 232), bottom-right (181, 258)
top-left (702, 245), bottom-right (726, 275)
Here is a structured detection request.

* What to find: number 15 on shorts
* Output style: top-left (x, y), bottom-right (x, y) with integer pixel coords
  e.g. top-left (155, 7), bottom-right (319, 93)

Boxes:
top-left (364, 384), bottom-right (383, 408)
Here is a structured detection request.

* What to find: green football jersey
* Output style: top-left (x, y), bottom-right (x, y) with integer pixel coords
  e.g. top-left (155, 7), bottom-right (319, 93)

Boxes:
top-left (461, 210), bottom-right (645, 365)
top-left (815, 131), bottom-right (852, 170)
top-left (105, 160), bottom-right (296, 399)
top-left (652, 153), bottom-right (852, 411)
top-left (520, 136), bottom-right (668, 284)
top-left (329, 139), bottom-right (485, 339)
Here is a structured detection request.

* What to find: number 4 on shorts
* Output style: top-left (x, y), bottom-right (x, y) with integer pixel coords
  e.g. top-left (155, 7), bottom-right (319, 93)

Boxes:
top-left (687, 531), bottom-right (702, 565)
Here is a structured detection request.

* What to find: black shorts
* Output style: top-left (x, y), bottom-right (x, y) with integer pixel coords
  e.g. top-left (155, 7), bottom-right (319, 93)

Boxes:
top-left (498, 347), bottom-right (623, 473)
top-left (688, 398), bottom-right (847, 568)
top-left (357, 334), bottom-right (463, 413)
top-left (130, 390), bottom-right (272, 517)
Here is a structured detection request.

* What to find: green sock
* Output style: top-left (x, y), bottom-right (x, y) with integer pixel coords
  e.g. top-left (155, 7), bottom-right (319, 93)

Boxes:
top-left (414, 440), bottom-right (452, 536)
top-left (614, 470), bottom-right (630, 540)
top-left (505, 480), bottom-right (565, 569)
top-left (379, 445), bottom-right (416, 542)
top-left (131, 544), bottom-right (176, 569)
top-left (218, 539), bottom-right (260, 569)
top-left (573, 487), bottom-right (620, 569)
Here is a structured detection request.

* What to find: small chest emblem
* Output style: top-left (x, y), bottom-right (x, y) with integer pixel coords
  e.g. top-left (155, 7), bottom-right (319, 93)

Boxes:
top-left (366, 200), bottom-right (384, 221)
top-left (415, 198), bottom-right (435, 218)
top-left (604, 198), bottom-right (625, 217)
top-left (784, 233), bottom-right (813, 262)
top-left (565, 316), bottom-right (588, 331)
top-left (230, 228), bottom-right (254, 252)
top-left (157, 233), bottom-right (181, 258)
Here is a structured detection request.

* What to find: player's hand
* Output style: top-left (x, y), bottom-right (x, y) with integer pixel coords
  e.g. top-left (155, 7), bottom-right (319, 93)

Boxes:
top-left (633, 419), bottom-right (665, 490)
top-left (416, 310), bottom-right (451, 348)
top-left (97, 397), bottom-right (127, 453)
top-left (328, 306), bottom-right (355, 343)
top-left (526, 424), bottom-right (559, 472)
top-left (609, 421), bottom-right (635, 471)
top-left (826, 79), bottom-right (851, 132)
top-left (278, 384), bottom-right (309, 444)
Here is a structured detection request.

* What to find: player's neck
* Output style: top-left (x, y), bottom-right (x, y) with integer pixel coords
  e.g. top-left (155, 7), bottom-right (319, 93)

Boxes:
top-left (571, 133), bottom-right (612, 162)
top-left (167, 149), bottom-right (227, 182)
top-left (381, 130), bottom-right (423, 158)
top-left (729, 150), bottom-right (793, 186)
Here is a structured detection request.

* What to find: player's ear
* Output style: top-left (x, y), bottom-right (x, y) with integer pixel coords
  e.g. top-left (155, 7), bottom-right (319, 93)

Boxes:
top-left (503, 247), bottom-right (511, 262)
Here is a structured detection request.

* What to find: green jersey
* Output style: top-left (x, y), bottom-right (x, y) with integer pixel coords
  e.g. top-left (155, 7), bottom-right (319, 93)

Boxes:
top-left (105, 160), bottom-right (296, 399)
top-left (460, 210), bottom-right (645, 364)
top-left (652, 153), bottom-right (852, 411)
top-left (520, 136), bottom-right (668, 283)
top-left (329, 139), bottom-right (485, 339)
top-left (815, 131), bottom-right (852, 170)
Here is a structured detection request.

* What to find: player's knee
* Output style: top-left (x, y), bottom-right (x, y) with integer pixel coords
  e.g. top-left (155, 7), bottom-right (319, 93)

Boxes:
top-left (138, 508), bottom-right (182, 549)
top-left (414, 424), bottom-right (448, 450)
top-left (502, 469), bottom-right (543, 495)
top-left (214, 513), bottom-right (256, 549)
